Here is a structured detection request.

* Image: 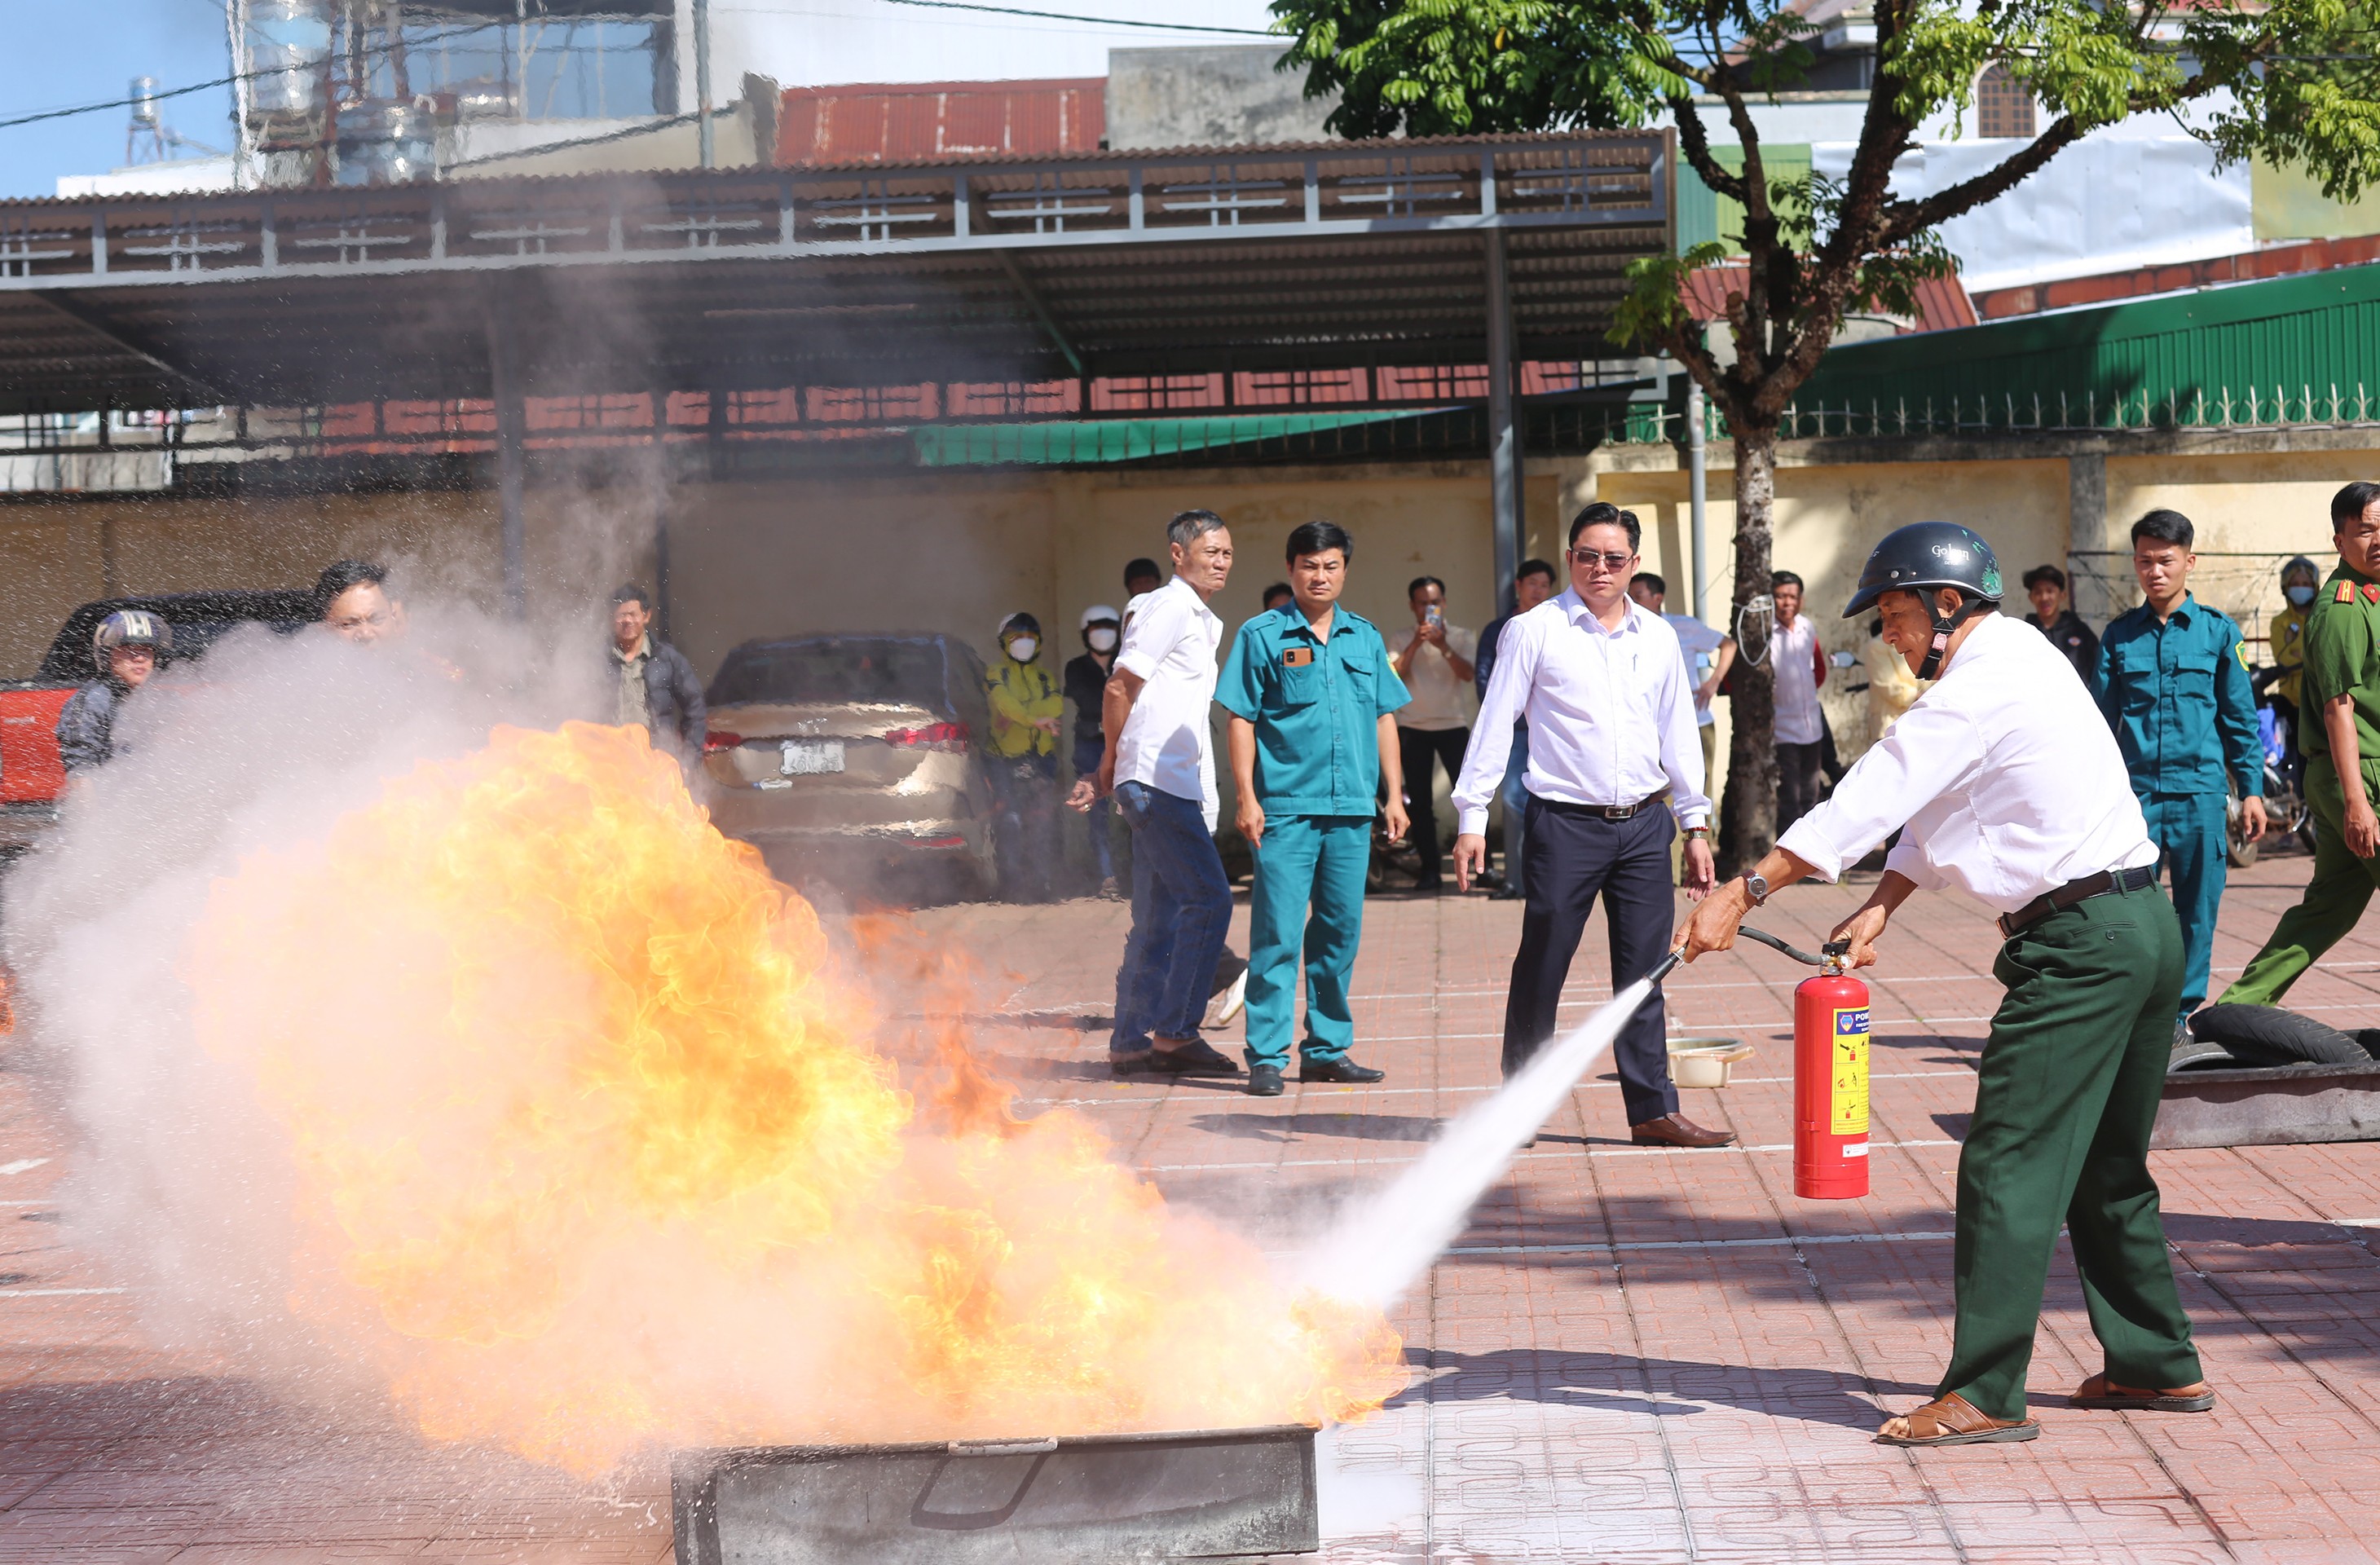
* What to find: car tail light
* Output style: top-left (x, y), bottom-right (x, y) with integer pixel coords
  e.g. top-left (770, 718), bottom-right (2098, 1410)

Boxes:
top-left (884, 722), bottom-right (968, 751)
top-left (703, 731), bottom-right (744, 753)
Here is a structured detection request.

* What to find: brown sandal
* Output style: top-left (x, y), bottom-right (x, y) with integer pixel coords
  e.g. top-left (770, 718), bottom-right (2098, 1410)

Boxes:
top-left (2069, 1373), bottom-right (2215, 1413)
top-left (1875, 1391), bottom-right (2041, 1447)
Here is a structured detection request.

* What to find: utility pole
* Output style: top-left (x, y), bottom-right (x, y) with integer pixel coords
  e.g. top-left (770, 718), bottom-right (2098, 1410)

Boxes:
top-left (694, 0), bottom-right (714, 168)
top-left (1687, 380), bottom-right (1709, 623)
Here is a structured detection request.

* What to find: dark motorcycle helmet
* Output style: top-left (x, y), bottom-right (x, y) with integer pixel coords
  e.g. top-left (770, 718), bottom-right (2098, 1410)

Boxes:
top-left (90, 608), bottom-right (174, 677)
top-left (1844, 522), bottom-right (2003, 679)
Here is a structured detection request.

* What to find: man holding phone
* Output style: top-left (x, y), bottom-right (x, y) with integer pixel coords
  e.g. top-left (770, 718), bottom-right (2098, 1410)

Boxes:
top-left (1388, 575), bottom-right (1478, 891)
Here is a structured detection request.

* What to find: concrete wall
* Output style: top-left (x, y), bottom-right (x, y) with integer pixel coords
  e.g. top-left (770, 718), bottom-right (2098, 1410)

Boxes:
top-left (662, 462), bottom-right (1551, 680)
top-left (1105, 46), bottom-right (1338, 150)
top-left (0, 430), bottom-right (2365, 810)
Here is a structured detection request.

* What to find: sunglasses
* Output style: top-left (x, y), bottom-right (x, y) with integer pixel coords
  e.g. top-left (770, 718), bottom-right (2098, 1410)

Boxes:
top-left (1571, 548), bottom-right (1636, 571)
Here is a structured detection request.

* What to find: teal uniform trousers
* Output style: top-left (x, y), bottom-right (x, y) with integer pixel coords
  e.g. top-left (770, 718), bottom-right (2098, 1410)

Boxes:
top-left (1242, 813), bottom-right (1373, 1069)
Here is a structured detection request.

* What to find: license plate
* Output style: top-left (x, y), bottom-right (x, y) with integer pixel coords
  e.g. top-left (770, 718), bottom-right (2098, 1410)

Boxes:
top-left (779, 739), bottom-right (844, 776)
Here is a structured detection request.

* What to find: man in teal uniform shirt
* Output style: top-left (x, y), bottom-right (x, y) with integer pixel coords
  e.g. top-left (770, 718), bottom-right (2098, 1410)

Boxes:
top-left (2096, 508), bottom-right (2267, 1039)
top-left (1219, 519), bottom-right (1413, 1097)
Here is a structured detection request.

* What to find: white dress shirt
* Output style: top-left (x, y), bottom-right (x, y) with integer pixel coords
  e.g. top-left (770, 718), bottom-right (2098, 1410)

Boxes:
top-left (1778, 611), bottom-right (2158, 914)
top-left (1113, 574), bottom-right (1224, 828)
top-left (1771, 614), bottom-right (1824, 745)
top-left (1664, 612), bottom-right (1728, 729)
top-left (1452, 589), bottom-right (1711, 835)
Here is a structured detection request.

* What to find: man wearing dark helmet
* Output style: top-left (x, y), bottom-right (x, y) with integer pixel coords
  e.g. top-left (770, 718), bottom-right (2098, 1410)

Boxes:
top-left (1676, 520), bottom-right (2207, 1448)
top-left (57, 609), bottom-right (173, 774)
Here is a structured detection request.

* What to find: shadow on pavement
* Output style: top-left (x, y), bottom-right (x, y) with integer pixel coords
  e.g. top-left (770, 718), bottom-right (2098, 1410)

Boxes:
top-left (1392, 1345), bottom-right (1932, 1431)
top-left (1191, 1111), bottom-right (1442, 1143)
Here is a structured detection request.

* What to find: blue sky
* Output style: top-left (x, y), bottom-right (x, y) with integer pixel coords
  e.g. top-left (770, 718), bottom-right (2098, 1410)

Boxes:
top-left (0, 2), bottom-right (1281, 199)
top-left (0, 1), bottom-right (240, 197)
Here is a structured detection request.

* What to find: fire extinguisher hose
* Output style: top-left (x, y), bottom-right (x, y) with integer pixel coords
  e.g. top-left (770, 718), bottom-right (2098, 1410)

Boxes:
top-left (1738, 924), bottom-right (1852, 968)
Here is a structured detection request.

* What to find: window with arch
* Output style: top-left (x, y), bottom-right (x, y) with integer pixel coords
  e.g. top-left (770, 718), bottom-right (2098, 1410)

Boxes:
top-left (1977, 64), bottom-right (2036, 138)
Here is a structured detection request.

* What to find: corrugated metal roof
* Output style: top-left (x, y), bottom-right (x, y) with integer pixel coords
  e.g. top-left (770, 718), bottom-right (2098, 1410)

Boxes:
top-left (1798, 261), bottom-right (2380, 421)
top-left (778, 79), bottom-right (1105, 166)
top-left (1684, 265), bottom-right (1976, 335)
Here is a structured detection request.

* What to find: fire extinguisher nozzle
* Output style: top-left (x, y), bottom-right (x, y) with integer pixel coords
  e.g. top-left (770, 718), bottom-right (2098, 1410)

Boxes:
top-left (1646, 949), bottom-right (1682, 985)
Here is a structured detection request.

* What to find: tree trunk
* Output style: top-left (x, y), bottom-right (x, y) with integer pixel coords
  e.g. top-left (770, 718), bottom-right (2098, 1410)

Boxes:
top-left (1715, 425), bottom-right (1778, 879)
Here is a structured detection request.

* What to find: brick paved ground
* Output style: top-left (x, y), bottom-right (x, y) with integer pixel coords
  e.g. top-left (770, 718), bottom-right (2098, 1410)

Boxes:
top-left (8, 840), bottom-right (2380, 1562)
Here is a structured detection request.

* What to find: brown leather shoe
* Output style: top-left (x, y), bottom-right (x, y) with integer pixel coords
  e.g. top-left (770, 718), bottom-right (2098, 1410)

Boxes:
top-left (1629, 1113), bottom-right (1738, 1148)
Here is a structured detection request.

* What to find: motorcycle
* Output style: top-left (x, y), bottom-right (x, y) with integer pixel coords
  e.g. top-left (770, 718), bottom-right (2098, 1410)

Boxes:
top-left (2228, 695), bottom-right (2316, 868)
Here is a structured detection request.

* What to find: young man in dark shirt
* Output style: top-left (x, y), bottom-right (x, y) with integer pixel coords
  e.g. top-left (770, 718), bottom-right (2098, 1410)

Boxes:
top-left (2024, 564), bottom-right (2100, 692)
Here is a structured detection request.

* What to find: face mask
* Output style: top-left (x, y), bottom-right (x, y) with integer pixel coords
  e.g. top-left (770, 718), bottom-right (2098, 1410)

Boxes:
top-left (1007, 636), bottom-right (1038, 663)
top-left (1086, 627), bottom-right (1117, 652)
top-left (2287, 584), bottom-right (2316, 607)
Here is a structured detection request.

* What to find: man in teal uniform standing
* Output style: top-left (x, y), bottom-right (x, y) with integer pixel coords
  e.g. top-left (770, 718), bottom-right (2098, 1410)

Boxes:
top-left (2096, 508), bottom-right (2267, 1041)
top-left (1219, 519), bottom-right (1413, 1097)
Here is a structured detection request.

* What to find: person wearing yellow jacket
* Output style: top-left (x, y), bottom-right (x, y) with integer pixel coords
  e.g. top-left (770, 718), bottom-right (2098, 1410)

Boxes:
top-left (986, 611), bottom-right (1064, 901)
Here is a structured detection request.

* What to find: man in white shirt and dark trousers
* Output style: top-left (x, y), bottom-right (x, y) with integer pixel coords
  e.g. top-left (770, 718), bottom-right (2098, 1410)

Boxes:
top-left (1388, 575), bottom-right (1479, 890)
top-left (1769, 571), bottom-right (1828, 833)
top-left (1452, 503), bottom-right (1731, 1149)
top-left (1680, 521), bottom-right (2207, 1448)
top-left (1070, 509), bottom-right (1243, 1081)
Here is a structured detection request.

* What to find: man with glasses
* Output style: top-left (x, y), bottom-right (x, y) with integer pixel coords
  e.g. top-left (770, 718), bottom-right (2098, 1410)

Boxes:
top-left (1451, 502), bottom-right (1729, 1148)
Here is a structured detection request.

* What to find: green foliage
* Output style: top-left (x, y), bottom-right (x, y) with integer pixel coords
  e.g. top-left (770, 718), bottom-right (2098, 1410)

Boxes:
top-left (1272, 0), bottom-right (1690, 137)
top-left (1274, 0), bottom-right (2380, 415)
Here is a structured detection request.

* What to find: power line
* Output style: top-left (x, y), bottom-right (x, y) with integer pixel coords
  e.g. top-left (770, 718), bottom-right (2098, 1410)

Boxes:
top-left (867, 0), bottom-right (1275, 34)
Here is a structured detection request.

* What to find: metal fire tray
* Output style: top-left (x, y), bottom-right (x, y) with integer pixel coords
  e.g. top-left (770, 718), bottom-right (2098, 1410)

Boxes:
top-left (2153, 1060), bottom-right (2380, 1149)
top-left (672, 1423), bottom-right (1318, 1564)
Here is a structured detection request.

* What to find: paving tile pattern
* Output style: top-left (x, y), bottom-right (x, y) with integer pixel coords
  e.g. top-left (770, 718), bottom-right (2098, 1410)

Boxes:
top-left (8, 846), bottom-right (2380, 1561)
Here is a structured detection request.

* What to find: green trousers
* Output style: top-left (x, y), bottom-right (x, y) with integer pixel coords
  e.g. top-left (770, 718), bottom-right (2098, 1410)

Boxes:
top-left (1242, 813), bottom-right (1371, 1072)
top-left (2220, 753), bottom-right (2380, 1007)
top-left (1937, 883), bottom-right (2202, 1420)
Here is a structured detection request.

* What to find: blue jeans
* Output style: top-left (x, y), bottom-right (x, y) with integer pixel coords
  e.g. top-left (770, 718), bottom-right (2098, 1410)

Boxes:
top-left (989, 752), bottom-right (1057, 899)
top-left (1500, 724), bottom-right (1529, 894)
top-left (1110, 780), bottom-right (1233, 1051)
top-left (1073, 736), bottom-right (1117, 883)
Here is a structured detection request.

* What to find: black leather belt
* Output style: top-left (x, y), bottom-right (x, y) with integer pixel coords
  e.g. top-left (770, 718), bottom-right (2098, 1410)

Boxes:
top-left (1997, 864), bottom-right (2157, 940)
top-left (1544, 792), bottom-right (1667, 822)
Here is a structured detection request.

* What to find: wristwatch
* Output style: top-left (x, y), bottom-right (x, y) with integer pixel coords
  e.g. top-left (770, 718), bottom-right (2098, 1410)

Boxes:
top-left (1742, 871), bottom-right (1771, 906)
top-left (1683, 827), bottom-right (1711, 841)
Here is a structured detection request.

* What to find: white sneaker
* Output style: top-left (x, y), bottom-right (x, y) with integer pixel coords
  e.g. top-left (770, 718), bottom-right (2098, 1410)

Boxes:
top-left (1204, 966), bottom-right (1249, 1029)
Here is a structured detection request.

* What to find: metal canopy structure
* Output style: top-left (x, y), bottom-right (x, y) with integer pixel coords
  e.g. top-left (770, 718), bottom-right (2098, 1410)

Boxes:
top-left (0, 130), bottom-right (1672, 611)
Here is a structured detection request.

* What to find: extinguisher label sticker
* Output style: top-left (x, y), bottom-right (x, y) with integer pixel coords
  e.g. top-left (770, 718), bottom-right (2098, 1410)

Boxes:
top-left (1831, 1007), bottom-right (1871, 1135)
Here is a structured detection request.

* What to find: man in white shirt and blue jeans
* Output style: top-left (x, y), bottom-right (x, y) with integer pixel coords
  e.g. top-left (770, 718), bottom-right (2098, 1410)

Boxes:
top-left (1451, 502), bottom-right (1730, 1149)
top-left (1071, 509), bottom-right (1243, 1080)
top-left (1680, 521), bottom-right (2207, 1448)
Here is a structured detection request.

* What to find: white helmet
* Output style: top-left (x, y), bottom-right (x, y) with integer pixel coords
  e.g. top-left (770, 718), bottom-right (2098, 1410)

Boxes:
top-left (1079, 604), bottom-right (1121, 628)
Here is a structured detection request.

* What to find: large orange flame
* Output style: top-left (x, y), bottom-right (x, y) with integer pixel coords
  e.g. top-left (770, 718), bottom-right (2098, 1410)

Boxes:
top-left (185, 722), bottom-right (1402, 1472)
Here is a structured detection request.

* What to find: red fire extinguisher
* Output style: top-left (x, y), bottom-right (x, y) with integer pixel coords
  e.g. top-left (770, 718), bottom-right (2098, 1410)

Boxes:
top-left (1739, 928), bottom-right (1871, 1201)
top-left (1792, 941), bottom-right (1870, 1200)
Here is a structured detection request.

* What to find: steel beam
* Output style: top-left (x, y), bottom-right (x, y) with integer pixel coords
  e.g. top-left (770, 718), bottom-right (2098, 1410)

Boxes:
top-left (1484, 228), bottom-right (1521, 612)
top-left (485, 284), bottom-right (528, 620)
top-left (30, 293), bottom-right (219, 403)
top-left (996, 254), bottom-right (1085, 378)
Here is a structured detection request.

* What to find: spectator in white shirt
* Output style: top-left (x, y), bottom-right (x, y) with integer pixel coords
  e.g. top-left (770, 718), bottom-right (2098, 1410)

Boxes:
top-left (1628, 571), bottom-right (1737, 812)
top-left (1678, 520), bottom-right (2203, 1449)
top-left (1069, 509), bottom-right (1242, 1082)
top-left (1769, 571), bottom-right (1828, 833)
top-left (1449, 503), bottom-right (1730, 1150)
top-left (1387, 575), bottom-right (1479, 891)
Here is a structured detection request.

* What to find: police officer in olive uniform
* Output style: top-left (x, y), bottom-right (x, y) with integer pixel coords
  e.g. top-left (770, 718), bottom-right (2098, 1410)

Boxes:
top-left (1681, 522), bottom-right (2208, 1447)
top-left (2222, 483), bottom-right (2380, 1006)
top-left (2094, 509), bottom-right (2266, 1036)
top-left (1218, 520), bottom-right (1413, 1097)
